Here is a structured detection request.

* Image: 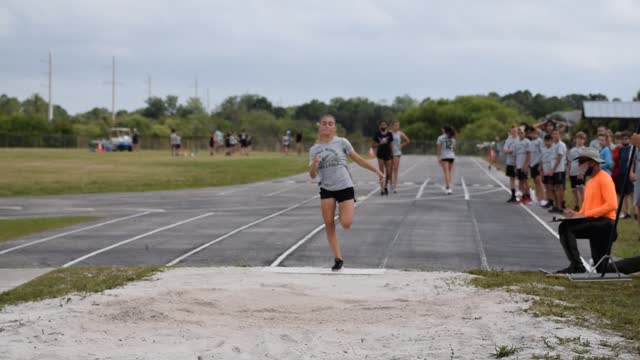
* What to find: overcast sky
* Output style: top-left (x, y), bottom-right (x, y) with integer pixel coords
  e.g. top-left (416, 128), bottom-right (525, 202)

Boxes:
top-left (1, 0), bottom-right (639, 114)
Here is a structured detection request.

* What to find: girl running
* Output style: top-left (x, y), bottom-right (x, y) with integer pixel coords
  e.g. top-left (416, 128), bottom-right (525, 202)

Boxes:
top-left (309, 115), bottom-right (384, 271)
top-left (391, 120), bottom-right (410, 193)
top-left (437, 126), bottom-right (457, 194)
top-left (372, 119), bottom-right (394, 195)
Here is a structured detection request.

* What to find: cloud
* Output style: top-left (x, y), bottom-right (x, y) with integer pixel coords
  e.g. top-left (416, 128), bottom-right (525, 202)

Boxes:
top-left (1, 0), bottom-right (639, 113)
top-left (0, 7), bottom-right (17, 36)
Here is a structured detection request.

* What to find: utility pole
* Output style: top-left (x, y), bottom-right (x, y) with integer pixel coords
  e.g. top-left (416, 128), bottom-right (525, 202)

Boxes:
top-left (47, 51), bottom-right (53, 122)
top-left (111, 56), bottom-right (116, 123)
top-left (104, 56), bottom-right (121, 125)
top-left (194, 77), bottom-right (199, 99)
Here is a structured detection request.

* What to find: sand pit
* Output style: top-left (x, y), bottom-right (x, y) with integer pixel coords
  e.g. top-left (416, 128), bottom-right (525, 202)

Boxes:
top-left (0, 267), bottom-right (635, 359)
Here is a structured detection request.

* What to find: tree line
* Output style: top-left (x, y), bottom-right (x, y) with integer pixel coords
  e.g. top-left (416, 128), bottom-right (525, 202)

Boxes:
top-left (1, 89), bottom-right (638, 147)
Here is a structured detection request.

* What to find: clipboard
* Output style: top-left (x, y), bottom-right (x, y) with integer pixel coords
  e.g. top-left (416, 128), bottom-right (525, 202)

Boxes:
top-left (549, 215), bottom-right (586, 222)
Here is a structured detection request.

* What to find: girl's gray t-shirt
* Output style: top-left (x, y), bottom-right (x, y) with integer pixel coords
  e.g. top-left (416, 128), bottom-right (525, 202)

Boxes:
top-left (529, 137), bottom-right (543, 166)
top-left (568, 146), bottom-right (583, 176)
top-left (437, 135), bottom-right (456, 160)
top-left (309, 137), bottom-right (355, 191)
top-left (514, 138), bottom-right (531, 169)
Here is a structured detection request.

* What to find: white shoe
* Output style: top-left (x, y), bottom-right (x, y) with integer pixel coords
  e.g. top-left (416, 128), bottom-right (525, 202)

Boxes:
top-left (446, 188), bottom-right (452, 194)
top-left (539, 200), bottom-right (548, 207)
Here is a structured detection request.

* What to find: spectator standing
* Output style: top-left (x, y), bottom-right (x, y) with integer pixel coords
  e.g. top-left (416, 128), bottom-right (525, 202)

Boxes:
top-left (567, 132), bottom-right (586, 211)
top-left (132, 128), bottom-right (140, 151)
top-left (295, 131), bottom-right (303, 156)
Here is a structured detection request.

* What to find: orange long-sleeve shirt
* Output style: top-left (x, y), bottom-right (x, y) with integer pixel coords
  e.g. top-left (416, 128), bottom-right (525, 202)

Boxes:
top-left (578, 169), bottom-right (617, 220)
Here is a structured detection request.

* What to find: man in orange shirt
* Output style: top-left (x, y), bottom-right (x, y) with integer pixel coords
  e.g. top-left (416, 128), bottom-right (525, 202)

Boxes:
top-left (556, 147), bottom-right (618, 274)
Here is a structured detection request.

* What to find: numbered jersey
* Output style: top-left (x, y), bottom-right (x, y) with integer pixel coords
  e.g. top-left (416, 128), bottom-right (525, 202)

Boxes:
top-left (437, 134), bottom-right (456, 160)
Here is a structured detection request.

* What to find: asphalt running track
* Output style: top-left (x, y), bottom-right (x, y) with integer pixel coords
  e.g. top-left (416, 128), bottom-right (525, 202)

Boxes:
top-left (0, 156), bottom-right (592, 272)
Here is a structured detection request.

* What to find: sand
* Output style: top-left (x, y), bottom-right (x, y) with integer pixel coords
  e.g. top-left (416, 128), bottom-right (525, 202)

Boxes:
top-left (0, 267), bottom-right (636, 359)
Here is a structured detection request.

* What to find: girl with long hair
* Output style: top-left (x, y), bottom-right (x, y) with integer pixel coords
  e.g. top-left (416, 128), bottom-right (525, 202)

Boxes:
top-left (309, 115), bottom-right (384, 270)
top-left (391, 120), bottom-right (410, 193)
top-left (372, 119), bottom-right (394, 195)
top-left (437, 126), bottom-right (457, 194)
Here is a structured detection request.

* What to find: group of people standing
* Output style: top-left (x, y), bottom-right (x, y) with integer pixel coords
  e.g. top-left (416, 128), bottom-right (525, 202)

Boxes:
top-left (500, 119), bottom-right (639, 274)
top-left (501, 121), bottom-right (638, 222)
top-left (209, 129), bottom-right (251, 156)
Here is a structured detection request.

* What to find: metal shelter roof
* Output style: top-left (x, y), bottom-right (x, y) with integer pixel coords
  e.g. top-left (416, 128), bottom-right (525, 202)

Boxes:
top-left (582, 101), bottom-right (640, 119)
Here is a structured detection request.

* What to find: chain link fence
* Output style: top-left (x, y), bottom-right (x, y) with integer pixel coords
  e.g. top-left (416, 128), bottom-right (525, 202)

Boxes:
top-left (0, 132), bottom-right (490, 157)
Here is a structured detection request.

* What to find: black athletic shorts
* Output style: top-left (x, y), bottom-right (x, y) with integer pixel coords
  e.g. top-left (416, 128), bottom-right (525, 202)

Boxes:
top-left (441, 158), bottom-right (454, 163)
top-left (505, 165), bottom-right (516, 178)
top-left (516, 168), bottom-right (528, 180)
top-left (614, 176), bottom-right (634, 195)
top-left (552, 171), bottom-right (566, 186)
top-left (320, 187), bottom-right (355, 203)
top-left (569, 175), bottom-right (584, 189)
top-left (529, 164), bottom-right (540, 178)
top-left (543, 175), bottom-right (553, 185)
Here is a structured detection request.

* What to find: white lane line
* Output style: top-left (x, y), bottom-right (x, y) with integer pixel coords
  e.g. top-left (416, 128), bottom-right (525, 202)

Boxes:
top-left (471, 158), bottom-right (559, 238)
top-left (265, 184), bottom-right (302, 197)
top-left (270, 186), bottom-right (380, 268)
top-left (415, 178), bottom-right (430, 199)
top-left (124, 208), bottom-right (166, 213)
top-left (461, 177), bottom-right (470, 201)
top-left (167, 196), bottom-right (319, 266)
top-left (0, 212), bottom-right (150, 255)
top-left (63, 212), bottom-right (214, 268)
top-left (62, 208), bottom-right (95, 211)
top-left (417, 188), bottom-right (503, 201)
top-left (461, 176), bottom-right (489, 270)
top-left (381, 230), bottom-right (402, 269)
top-left (0, 206), bottom-right (22, 210)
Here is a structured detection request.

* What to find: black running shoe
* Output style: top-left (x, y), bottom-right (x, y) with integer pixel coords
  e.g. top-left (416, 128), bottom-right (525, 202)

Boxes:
top-left (572, 265), bottom-right (587, 274)
top-left (554, 266), bottom-right (572, 274)
top-left (331, 258), bottom-right (344, 271)
top-left (384, 187), bottom-right (389, 196)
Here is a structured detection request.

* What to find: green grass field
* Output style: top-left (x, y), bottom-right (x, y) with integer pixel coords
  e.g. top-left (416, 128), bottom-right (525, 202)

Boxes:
top-left (0, 266), bottom-right (162, 310)
top-left (0, 148), bottom-right (309, 197)
top-left (0, 216), bottom-right (99, 243)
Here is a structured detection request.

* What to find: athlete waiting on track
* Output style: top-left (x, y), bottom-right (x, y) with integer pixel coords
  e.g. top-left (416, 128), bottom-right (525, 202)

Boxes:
top-left (309, 114), bottom-right (384, 271)
top-left (437, 126), bottom-right (457, 194)
top-left (372, 119), bottom-right (394, 196)
top-left (390, 120), bottom-right (410, 194)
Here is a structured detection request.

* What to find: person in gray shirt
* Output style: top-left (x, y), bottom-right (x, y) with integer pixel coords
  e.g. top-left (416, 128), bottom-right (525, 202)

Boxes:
top-left (549, 129), bottom-right (567, 213)
top-left (514, 126), bottom-right (532, 203)
top-left (503, 126), bottom-right (519, 202)
top-left (567, 132), bottom-right (586, 211)
top-left (309, 114), bottom-right (383, 271)
top-left (436, 126), bottom-right (457, 194)
top-left (589, 126), bottom-right (607, 151)
top-left (541, 134), bottom-right (556, 208)
top-left (526, 126), bottom-right (545, 205)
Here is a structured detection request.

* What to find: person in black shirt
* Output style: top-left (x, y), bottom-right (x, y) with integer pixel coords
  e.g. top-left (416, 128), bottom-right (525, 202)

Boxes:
top-left (295, 131), bottom-right (303, 156)
top-left (371, 119), bottom-right (394, 195)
